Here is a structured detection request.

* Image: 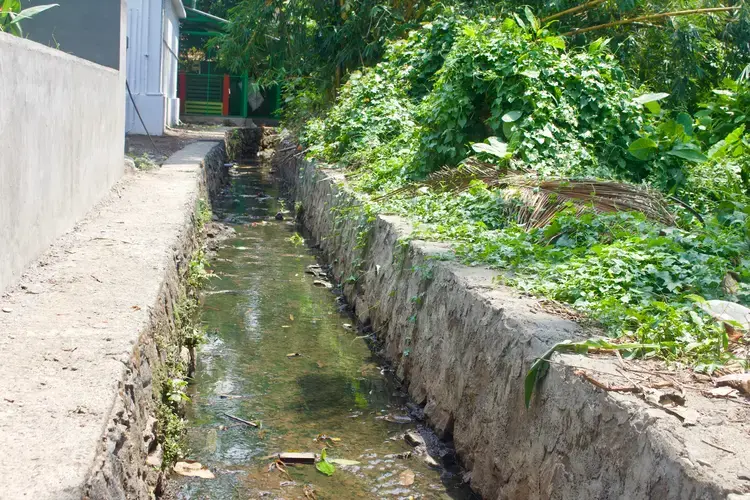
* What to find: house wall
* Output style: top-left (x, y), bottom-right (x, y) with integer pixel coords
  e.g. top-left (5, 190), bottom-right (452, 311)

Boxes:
top-left (163, 4), bottom-right (181, 127)
top-left (0, 32), bottom-right (126, 293)
top-left (125, 0), bottom-right (185, 135)
top-left (25, 0), bottom-right (124, 70)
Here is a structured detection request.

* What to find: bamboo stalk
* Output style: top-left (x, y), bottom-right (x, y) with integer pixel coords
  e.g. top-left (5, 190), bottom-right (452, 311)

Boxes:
top-left (541, 0), bottom-right (606, 23)
top-left (563, 6), bottom-right (740, 36)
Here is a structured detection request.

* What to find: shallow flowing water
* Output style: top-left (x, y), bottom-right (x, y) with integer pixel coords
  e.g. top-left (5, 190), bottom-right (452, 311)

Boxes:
top-left (173, 160), bottom-right (477, 499)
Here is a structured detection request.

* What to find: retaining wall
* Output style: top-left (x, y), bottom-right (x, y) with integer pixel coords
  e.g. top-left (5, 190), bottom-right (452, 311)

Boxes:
top-left (276, 138), bottom-right (750, 500)
top-left (0, 32), bottom-right (125, 293)
top-left (0, 141), bottom-right (227, 500)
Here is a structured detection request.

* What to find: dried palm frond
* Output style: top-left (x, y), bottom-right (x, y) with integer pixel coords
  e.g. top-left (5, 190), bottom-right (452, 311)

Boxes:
top-left (501, 176), bottom-right (675, 229)
top-left (375, 163), bottom-right (675, 229)
top-left (373, 158), bottom-right (511, 201)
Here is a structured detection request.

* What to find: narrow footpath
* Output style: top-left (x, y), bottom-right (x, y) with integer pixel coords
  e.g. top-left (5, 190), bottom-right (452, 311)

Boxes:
top-left (0, 141), bottom-right (222, 500)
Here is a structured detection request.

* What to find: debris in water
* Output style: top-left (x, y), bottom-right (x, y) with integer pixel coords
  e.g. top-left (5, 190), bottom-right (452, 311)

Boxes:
top-left (286, 352), bottom-right (302, 358)
top-left (404, 430), bottom-right (426, 447)
top-left (399, 469), bottom-right (415, 486)
top-left (223, 413), bottom-right (259, 427)
top-left (314, 434), bottom-right (341, 446)
top-left (279, 452), bottom-right (316, 464)
top-left (313, 280), bottom-right (333, 289)
top-left (289, 314), bottom-right (294, 321)
top-left (315, 448), bottom-right (335, 476)
top-left (329, 458), bottom-right (360, 466)
top-left (173, 460), bottom-right (215, 479)
top-left (423, 455), bottom-right (440, 468)
top-left (275, 212), bottom-right (284, 220)
top-left (303, 484), bottom-right (318, 499)
top-left (382, 414), bottom-right (412, 424)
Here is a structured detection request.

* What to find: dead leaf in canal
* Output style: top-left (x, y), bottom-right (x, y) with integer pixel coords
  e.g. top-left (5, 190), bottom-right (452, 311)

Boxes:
top-left (282, 325), bottom-right (291, 328)
top-left (303, 484), bottom-right (318, 500)
top-left (330, 458), bottom-right (360, 466)
top-left (173, 460), bottom-right (215, 479)
top-left (287, 353), bottom-right (302, 358)
top-left (315, 434), bottom-right (341, 446)
top-left (399, 469), bottom-right (415, 486)
top-left (290, 314), bottom-right (295, 321)
top-left (316, 361), bottom-right (325, 368)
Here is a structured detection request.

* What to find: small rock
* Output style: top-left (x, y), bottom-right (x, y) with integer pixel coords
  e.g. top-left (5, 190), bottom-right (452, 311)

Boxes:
top-left (423, 455), bottom-right (440, 468)
top-left (2, 307), bottom-right (12, 313)
top-left (275, 212), bottom-right (284, 221)
top-left (146, 444), bottom-right (163, 467)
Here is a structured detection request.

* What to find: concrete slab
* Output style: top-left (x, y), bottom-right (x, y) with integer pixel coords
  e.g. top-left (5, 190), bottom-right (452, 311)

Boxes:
top-left (0, 141), bottom-right (221, 500)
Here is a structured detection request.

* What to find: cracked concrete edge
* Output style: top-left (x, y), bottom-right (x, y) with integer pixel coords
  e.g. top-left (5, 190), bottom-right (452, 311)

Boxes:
top-left (82, 143), bottom-right (227, 500)
top-left (275, 138), bottom-right (746, 500)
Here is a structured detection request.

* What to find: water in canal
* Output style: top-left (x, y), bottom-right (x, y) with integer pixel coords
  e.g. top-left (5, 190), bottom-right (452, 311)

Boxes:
top-left (173, 159), bottom-right (476, 499)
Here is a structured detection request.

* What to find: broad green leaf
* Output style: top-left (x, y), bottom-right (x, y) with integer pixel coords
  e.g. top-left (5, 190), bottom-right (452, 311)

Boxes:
top-left (628, 137), bottom-right (658, 160)
top-left (644, 101), bottom-right (661, 114)
top-left (316, 448), bottom-right (335, 476)
top-left (12, 4), bottom-right (57, 23)
top-left (524, 344), bottom-right (558, 408)
top-left (520, 69), bottom-right (540, 79)
top-left (588, 37), bottom-right (610, 53)
top-left (675, 112), bottom-right (694, 136)
top-left (472, 137), bottom-right (510, 159)
top-left (1, 0), bottom-right (21, 13)
top-left (525, 338), bottom-right (661, 408)
top-left (633, 92), bottom-right (670, 105)
top-left (524, 6), bottom-right (539, 31)
top-left (502, 110), bottom-right (522, 123)
top-left (666, 148), bottom-right (707, 163)
top-left (542, 36), bottom-right (566, 50)
top-left (330, 458), bottom-right (360, 466)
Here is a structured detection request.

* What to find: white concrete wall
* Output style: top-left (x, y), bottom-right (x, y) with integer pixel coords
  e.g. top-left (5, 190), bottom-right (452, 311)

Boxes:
top-left (0, 32), bottom-right (126, 293)
top-left (163, 2), bottom-right (181, 127)
top-left (125, 0), bottom-right (185, 135)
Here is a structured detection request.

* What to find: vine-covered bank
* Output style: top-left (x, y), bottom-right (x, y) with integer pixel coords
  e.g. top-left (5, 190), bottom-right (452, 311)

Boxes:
top-left (217, 1), bottom-right (750, 373)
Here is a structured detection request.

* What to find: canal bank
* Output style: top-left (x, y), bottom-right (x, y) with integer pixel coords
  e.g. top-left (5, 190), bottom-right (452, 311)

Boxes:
top-left (273, 133), bottom-right (750, 500)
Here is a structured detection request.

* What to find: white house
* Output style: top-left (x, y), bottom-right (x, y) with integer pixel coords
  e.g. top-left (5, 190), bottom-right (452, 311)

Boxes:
top-left (125, 0), bottom-right (186, 135)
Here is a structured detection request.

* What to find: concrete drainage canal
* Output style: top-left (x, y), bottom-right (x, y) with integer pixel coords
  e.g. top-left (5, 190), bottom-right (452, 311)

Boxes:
top-left (166, 130), bottom-right (477, 499)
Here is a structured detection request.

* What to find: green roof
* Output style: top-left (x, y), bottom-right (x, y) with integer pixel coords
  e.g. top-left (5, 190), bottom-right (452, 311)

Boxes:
top-left (182, 6), bottom-right (228, 35)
